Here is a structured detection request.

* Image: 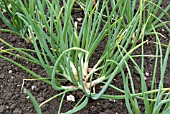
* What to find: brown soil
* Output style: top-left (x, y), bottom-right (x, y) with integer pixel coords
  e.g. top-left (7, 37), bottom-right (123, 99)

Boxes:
top-left (0, 1), bottom-right (170, 114)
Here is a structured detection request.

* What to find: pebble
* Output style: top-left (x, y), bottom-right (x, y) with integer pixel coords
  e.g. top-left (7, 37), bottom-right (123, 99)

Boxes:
top-left (145, 72), bottom-right (149, 76)
top-left (0, 105), bottom-right (4, 113)
top-left (77, 18), bottom-right (82, 22)
top-left (66, 95), bottom-right (75, 102)
top-left (11, 76), bottom-right (14, 79)
top-left (6, 105), bottom-right (9, 109)
top-left (9, 70), bottom-right (12, 74)
top-left (17, 85), bottom-right (21, 87)
top-left (31, 85), bottom-right (37, 91)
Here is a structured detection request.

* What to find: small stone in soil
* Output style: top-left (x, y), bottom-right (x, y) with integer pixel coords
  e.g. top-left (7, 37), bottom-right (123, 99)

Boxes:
top-left (9, 70), bottom-right (12, 74)
top-left (17, 85), bottom-right (21, 87)
top-left (11, 76), bottom-right (14, 79)
top-left (66, 94), bottom-right (75, 102)
top-left (77, 18), bottom-right (82, 22)
top-left (145, 72), bottom-right (149, 76)
top-left (31, 85), bottom-right (37, 91)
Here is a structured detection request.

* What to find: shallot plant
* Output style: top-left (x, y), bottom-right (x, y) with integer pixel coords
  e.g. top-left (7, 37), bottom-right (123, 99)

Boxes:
top-left (0, 0), bottom-right (170, 113)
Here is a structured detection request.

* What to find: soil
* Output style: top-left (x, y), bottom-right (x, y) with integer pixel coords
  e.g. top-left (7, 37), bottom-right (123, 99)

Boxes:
top-left (0, 1), bottom-right (170, 114)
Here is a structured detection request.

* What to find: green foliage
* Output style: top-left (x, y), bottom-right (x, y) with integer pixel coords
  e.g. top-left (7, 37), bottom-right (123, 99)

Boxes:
top-left (0, 0), bottom-right (170, 113)
top-left (24, 89), bottom-right (42, 114)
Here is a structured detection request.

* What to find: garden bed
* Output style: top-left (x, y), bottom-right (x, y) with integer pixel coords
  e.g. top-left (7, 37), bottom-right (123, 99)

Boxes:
top-left (0, 0), bottom-right (170, 114)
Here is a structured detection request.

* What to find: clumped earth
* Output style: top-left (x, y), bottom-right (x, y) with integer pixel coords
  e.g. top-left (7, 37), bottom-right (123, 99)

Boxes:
top-left (0, 1), bottom-right (170, 114)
